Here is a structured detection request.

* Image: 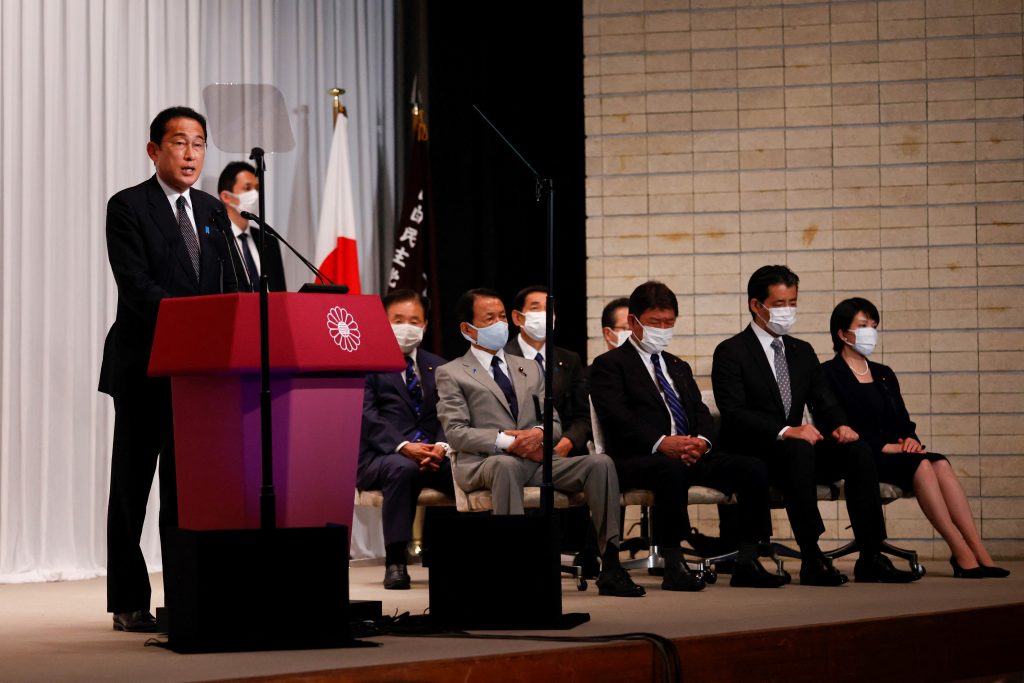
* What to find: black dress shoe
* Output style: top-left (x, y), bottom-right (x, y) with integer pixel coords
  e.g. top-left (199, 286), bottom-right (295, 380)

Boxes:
top-left (112, 610), bottom-right (157, 633)
top-left (980, 564), bottom-right (1010, 578)
top-left (949, 557), bottom-right (986, 579)
top-left (800, 555), bottom-right (848, 586)
top-left (383, 563), bottom-right (411, 590)
top-left (729, 560), bottom-right (785, 588)
top-left (661, 562), bottom-right (706, 592)
top-left (596, 566), bottom-right (646, 597)
top-left (574, 551), bottom-right (601, 580)
top-left (854, 553), bottom-right (917, 583)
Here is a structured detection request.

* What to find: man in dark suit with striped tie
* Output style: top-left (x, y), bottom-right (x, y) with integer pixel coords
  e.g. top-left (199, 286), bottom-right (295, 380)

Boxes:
top-left (215, 161), bottom-right (287, 292)
top-left (357, 289), bottom-right (453, 589)
top-left (590, 281), bottom-right (783, 590)
top-left (100, 106), bottom-right (240, 632)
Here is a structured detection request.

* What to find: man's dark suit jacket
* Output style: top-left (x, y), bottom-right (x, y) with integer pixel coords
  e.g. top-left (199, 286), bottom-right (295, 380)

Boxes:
top-left (228, 226), bottom-right (287, 293)
top-left (589, 341), bottom-right (714, 458)
top-left (358, 348), bottom-right (447, 472)
top-left (99, 175), bottom-right (238, 397)
top-left (504, 337), bottom-right (592, 456)
top-left (711, 325), bottom-right (846, 455)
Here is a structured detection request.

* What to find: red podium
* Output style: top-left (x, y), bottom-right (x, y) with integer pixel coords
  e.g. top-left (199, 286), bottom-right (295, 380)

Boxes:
top-left (149, 292), bottom-right (405, 533)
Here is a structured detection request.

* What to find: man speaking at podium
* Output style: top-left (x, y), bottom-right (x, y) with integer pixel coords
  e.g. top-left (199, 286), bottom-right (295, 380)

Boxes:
top-left (99, 106), bottom-right (238, 632)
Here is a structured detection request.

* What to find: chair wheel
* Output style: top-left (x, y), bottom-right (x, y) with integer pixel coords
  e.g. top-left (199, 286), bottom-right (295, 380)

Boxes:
top-left (704, 570), bottom-right (718, 585)
top-left (912, 563), bottom-right (926, 578)
top-left (577, 579), bottom-right (588, 591)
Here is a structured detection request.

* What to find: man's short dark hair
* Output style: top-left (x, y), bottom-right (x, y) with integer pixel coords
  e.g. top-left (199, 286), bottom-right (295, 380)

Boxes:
top-left (601, 297), bottom-right (629, 329)
top-left (830, 297), bottom-right (880, 353)
top-left (149, 106), bottom-right (208, 145)
top-left (456, 287), bottom-right (502, 325)
top-left (382, 288), bottom-right (430, 319)
top-left (512, 285), bottom-right (547, 315)
top-left (747, 265), bottom-right (800, 315)
top-left (628, 281), bottom-right (678, 318)
top-left (217, 161), bottom-right (257, 195)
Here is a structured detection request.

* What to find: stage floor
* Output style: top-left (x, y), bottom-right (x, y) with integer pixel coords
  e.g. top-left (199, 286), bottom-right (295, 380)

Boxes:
top-left (2, 559), bottom-right (1022, 682)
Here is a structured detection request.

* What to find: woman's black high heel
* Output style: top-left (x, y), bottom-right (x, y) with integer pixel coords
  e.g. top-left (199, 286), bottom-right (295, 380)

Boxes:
top-left (980, 564), bottom-right (1010, 578)
top-left (950, 558), bottom-right (985, 578)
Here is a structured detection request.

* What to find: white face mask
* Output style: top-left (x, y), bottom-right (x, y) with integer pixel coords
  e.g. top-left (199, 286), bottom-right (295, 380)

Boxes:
top-left (520, 311), bottom-right (548, 341)
top-left (614, 329), bottom-right (631, 347)
top-left (391, 323), bottom-right (424, 354)
top-left (636, 324), bottom-right (674, 355)
top-left (758, 303), bottom-right (797, 336)
top-left (229, 189), bottom-right (260, 217)
top-left (845, 327), bottom-right (878, 357)
top-left (462, 320), bottom-right (509, 352)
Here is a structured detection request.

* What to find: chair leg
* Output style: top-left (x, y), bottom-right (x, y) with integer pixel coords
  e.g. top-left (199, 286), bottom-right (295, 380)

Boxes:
top-left (879, 540), bottom-right (925, 578)
top-left (822, 538), bottom-right (859, 562)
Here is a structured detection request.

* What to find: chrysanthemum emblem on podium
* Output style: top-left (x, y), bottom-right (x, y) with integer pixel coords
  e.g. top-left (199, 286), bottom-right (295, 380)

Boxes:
top-left (326, 306), bottom-right (361, 352)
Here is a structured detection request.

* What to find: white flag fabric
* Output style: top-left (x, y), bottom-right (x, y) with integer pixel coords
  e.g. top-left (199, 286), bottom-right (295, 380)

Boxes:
top-left (314, 114), bottom-right (362, 293)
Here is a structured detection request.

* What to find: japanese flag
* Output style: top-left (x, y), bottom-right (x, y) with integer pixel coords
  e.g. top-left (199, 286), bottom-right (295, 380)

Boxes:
top-left (314, 113), bottom-right (361, 293)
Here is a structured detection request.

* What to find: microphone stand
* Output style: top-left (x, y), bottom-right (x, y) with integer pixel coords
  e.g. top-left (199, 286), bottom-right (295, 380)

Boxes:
top-left (250, 147), bottom-right (275, 531)
top-left (473, 105), bottom-right (555, 517)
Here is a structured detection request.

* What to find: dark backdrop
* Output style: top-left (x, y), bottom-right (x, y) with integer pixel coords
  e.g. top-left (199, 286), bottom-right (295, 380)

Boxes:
top-left (401, 1), bottom-right (586, 362)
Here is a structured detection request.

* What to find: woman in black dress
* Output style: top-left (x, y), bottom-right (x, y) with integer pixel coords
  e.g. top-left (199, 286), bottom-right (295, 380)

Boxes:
top-left (822, 298), bottom-right (1008, 579)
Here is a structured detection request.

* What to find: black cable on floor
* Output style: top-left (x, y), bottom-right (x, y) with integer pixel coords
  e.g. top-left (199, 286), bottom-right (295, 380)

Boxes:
top-left (355, 610), bottom-right (682, 683)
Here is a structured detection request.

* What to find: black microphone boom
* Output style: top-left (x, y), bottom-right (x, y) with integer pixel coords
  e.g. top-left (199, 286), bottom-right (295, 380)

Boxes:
top-left (239, 211), bottom-right (335, 285)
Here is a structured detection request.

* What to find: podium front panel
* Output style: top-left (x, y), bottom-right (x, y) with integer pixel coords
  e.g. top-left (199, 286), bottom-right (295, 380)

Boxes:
top-left (172, 375), bottom-right (362, 531)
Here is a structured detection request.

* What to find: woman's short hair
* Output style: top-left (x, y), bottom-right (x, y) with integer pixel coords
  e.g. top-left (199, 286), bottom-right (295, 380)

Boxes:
top-left (830, 297), bottom-right (880, 352)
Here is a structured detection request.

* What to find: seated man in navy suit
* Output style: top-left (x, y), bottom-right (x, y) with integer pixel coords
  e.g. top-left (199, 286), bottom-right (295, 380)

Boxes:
top-left (357, 289), bottom-right (453, 589)
top-left (591, 281), bottom-right (783, 590)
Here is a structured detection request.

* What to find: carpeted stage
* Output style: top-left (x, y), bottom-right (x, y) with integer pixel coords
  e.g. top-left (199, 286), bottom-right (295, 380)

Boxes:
top-left (2, 560), bottom-right (1022, 682)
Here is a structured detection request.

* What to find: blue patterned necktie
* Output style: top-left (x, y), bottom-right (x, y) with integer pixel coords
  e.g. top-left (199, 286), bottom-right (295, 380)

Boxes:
top-left (405, 355), bottom-right (423, 415)
top-left (651, 353), bottom-right (689, 436)
top-left (175, 195), bottom-right (201, 281)
top-left (771, 338), bottom-right (793, 417)
top-left (534, 351), bottom-right (545, 374)
top-left (237, 232), bottom-right (260, 292)
top-left (491, 355), bottom-right (519, 423)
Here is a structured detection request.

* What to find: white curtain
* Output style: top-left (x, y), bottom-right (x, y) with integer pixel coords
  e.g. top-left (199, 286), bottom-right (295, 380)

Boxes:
top-left (0, 0), bottom-right (394, 582)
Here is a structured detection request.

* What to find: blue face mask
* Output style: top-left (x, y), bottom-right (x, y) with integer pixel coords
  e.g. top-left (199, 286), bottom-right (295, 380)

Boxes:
top-left (463, 320), bottom-right (509, 352)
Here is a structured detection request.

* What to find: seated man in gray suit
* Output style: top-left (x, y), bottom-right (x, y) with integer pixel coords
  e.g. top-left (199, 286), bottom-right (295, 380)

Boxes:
top-left (436, 288), bottom-right (645, 598)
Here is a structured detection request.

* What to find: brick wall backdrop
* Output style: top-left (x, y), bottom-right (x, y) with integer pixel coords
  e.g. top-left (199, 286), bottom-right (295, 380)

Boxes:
top-left (583, 0), bottom-right (1024, 559)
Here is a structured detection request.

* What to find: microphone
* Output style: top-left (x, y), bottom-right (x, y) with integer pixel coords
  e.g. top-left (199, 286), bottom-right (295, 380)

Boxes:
top-left (240, 211), bottom-right (335, 285)
top-left (210, 206), bottom-right (246, 292)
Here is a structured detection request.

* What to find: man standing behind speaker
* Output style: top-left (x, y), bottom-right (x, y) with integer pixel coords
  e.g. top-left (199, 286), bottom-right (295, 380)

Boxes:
top-left (358, 289), bottom-right (453, 590)
top-left (99, 106), bottom-right (239, 632)
top-left (216, 161), bottom-right (287, 292)
top-left (436, 288), bottom-right (645, 597)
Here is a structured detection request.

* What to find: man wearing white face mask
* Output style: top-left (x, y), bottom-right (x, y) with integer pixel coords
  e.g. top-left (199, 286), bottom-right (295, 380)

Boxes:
top-left (712, 266), bottom-right (916, 585)
top-left (436, 288), bottom-right (645, 597)
top-left (591, 281), bottom-right (782, 590)
top-left (506, 285), bottom-right (598, 576)
top-left (358, 289), bottom-right (453, 589)
top-left (506, 286), bottom-right (591, 458)
top-left (600, 298), bottom-right (632, 352)
top-left (216, 161), bottom-right (287, 292)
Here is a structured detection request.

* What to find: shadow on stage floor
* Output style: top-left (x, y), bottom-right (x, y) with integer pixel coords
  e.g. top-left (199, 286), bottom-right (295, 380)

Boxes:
top-left (2, 559), bottom-right (1022, 682)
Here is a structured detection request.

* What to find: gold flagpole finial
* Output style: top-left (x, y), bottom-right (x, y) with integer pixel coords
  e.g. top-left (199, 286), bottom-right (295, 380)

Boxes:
top-left (329, 87), bottom-right (347, 127)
